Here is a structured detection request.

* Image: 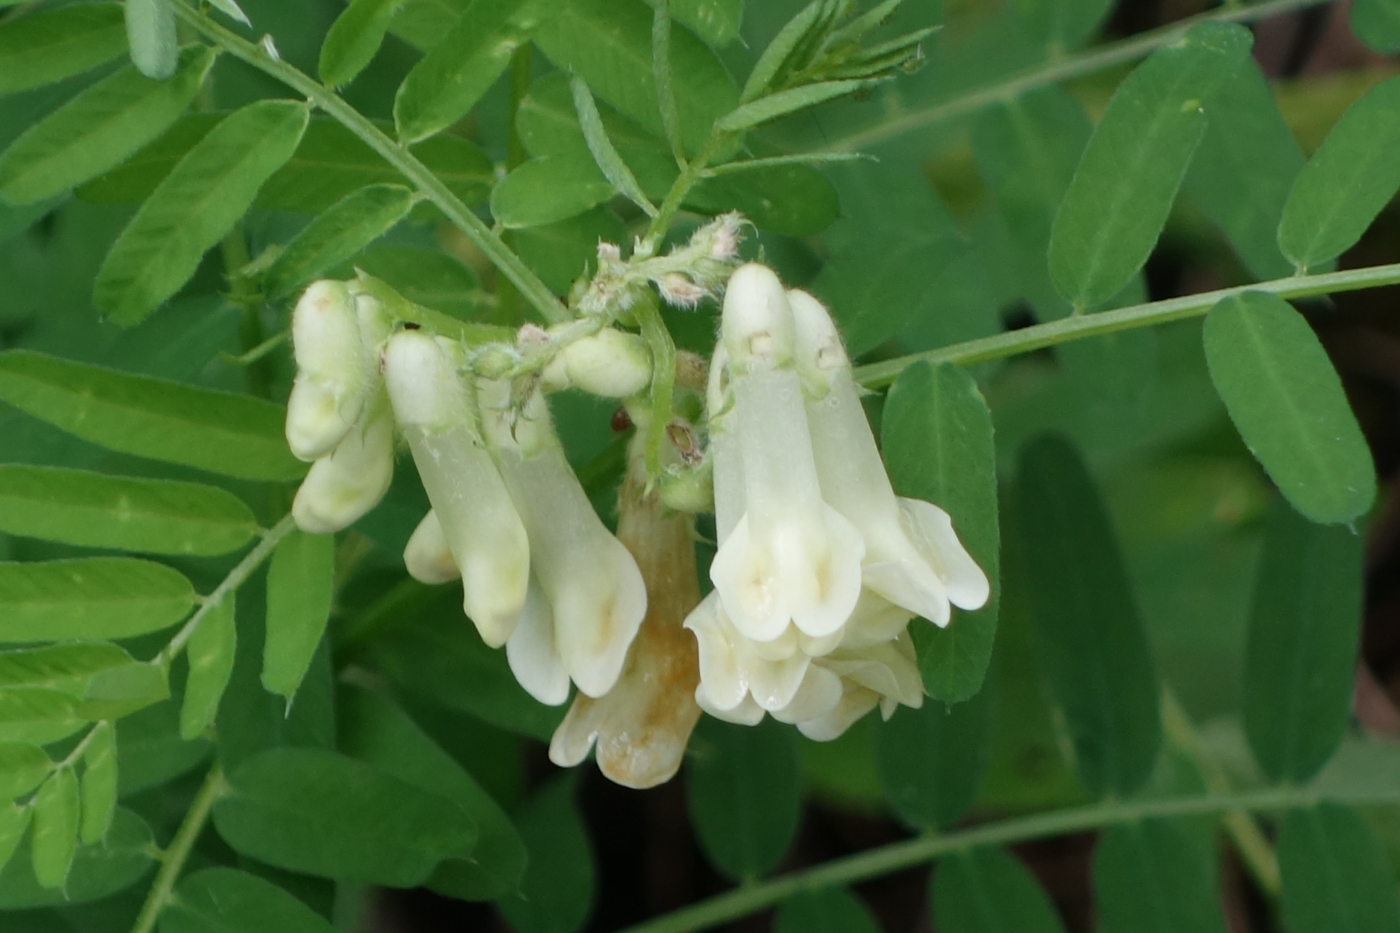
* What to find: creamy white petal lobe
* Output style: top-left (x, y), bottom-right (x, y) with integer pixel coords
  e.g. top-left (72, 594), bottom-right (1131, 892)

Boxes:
top-left (291, 406), bottom-right (394, 534)
top-left (697, 689), bottom-right (766, 726)
top-left (839, 591), bottom-right (915, 649)
top-left (506, 581), bottom-right (571, 706)
top-left (684, 592), bottom-right (747, 711)
top-left (285, 378), bottom-right (360, 462)
top-left (770, 664), bottom-right (842, 724)
top-left (403, 511), bottom-right (461, 585)
top-left (899, 498), bottom-right (990, 611)
top-left (797, 686), bottom-right (880, 742)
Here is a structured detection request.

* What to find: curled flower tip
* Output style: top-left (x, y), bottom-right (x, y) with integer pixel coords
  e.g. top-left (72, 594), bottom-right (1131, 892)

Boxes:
top-left (286, 280), bottom-right (368, 461)
top-left (291, 406), bottom-right (394, 534)
top-left (721, 263), bottom-right (795, 368)
top-left (704, 212), bottom-right (744, 262)
top-left (403, 510), bottom-right (461, 585)
top-left (383, 332), bottom-right (531, 647)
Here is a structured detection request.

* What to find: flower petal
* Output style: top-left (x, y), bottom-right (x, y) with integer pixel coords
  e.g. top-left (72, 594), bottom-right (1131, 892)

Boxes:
top-left (291, 406), bottom-right (393, 534)
top-left (506, 580), bottom-right (570, 706)
top-left (899, 497), bottom-right (990, 611)
top-left (403, 510), bottom-right (461, 585)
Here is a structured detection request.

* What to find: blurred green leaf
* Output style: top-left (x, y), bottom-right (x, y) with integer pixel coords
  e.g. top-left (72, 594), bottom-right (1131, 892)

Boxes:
top-left (117, 698), bottom-right (211, 796)
top-left (718, 79), bottom-right (872, 132)
top-left (0, 4), bottom-right (127, 98)
top-left (1278, 804), bottom-right (1400, 933)
top-left (490, 151), bottom-right (616, 228)
top-left (30, 765), bottom-right (79, 889)
top-left (78, 722), bottom-right (116, 846)
top-left (882, 362), bottom-right (999, 703)
top-left (515, 206), bottom-right (625, 295)
top-left (336, 685), bottom-right (526, 901)
top-left (181, 592), bottom-right (236, 742)
top-left (875, 690), bottom-right (990, 830)
top-left (1244, 501), bottom-right (1362, 784)
top-left (0, 558), bottom-right (194, 643)
top-left (686, 717), bottom-right (799, 881)
top-left (1351, 0), bottom-right (1400, 53)
top-left (265, 183), bottom-right (414, 299)
top-left (262, 530), bottom-right (334, 704)
top-left (1183, 57), bottom-right (1303, 281)
top-left (497, 775), bottom-right (594, 933)
top-left (123, 0), bottom-right (177, 80)
top-left (1278, 75), bottom-right (1400, 271)
top-left (0, 743), bottom-right (49, 799)
top-left (1094, 818), bottom-right (1226, 933)
top-left (0, 807), bottom-right (152, 908)
top-left (1048, 22), bottom-right (1252, 308)
top-left (0, 802), bottom-right (27, 876)
top-left (775, 887), bottom-right (879, 933)
top-left (1203, 291), bottom-right (1375, 524)
top-left (394, 0), bottom-right (558, 143)
top-left (1010, 0), bottom-right (1112, 52)
top-left (214, 747), bottom-right (477, 887)
top-left (319, 0), bottom-right (405, 88)
top-left (94, 100), bottom-right (309, 326)
top-left (0, 690), bottom-right (86, 745)
top-left (646, 0), bottom-right (743, 47)
top-left (932, 847), bottom-right (1067, 933)
top-left (160, 867), bottom-right (336, 933)
top-left (0, 46), bottom-right (214, 204)
top-left (0, 465), bottom-right (258, 556)
top-left (1015, 435), bottom-right (1161, 798)
top-left (0, 350), bottom-right (305, 482)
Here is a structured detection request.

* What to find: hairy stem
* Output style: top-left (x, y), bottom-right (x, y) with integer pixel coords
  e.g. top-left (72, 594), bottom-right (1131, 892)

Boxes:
top-left (171, 1), bottom-right (568, 325)
top-left (129, 764), bottom-right (226, 933)
top-left (645, 132), bottom-right (730, 244)
top-left (619, 782), bottom-right (1394, 933)
top-left (633, 294), bottom-right (677, 483)
top-left (853, 262), bottom-right (1400, 387)
top-left (828, 0), bottom-right (1329, 153)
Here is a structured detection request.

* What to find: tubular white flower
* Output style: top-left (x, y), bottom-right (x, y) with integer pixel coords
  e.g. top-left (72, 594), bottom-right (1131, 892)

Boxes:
top-left (286, 281), bottom-right (370, 461)
top-left (403, 510), bottom-right (461, 585)
top-left (708, 265), bottom-right (865, 643)
top-left (505, 580), bottom-right (571, 706)
top-left (483, 381), bottom-right (647, 699)
top-left (383, 332), bottom-right (530, 648)
top-left (789, 288), bottom-right (990, 626)
top-left (290, 403), bottom-right (394, 534)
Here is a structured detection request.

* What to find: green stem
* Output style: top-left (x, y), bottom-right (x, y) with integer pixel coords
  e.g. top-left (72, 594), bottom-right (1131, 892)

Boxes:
top-left (853, 262), bottom-right (1400, 388)
top-left (129, 764), bottom-right (226, 933)
top-left (633, 294), bottom-right (677, 484)
top-left (171, 1), bottom-right (568, 325)
top-left (619, 783), bottom-right (1394, 933)
top-left (827, 0), bottom-right (1329, 153)
top-left (219, 225), bottom-right (273, 399)
top-left (156, 513), bottom-right (297, 668)
top-left (645, 132), bottom-right (730, 245)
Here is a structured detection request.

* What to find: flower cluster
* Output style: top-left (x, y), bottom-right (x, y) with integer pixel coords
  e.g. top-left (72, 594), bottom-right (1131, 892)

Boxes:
top-left (686, 265), bottom-right (990, 740)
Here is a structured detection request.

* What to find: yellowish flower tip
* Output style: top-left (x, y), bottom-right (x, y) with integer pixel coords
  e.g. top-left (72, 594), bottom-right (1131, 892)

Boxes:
top-left (721, 263), bottom-right (796, 368)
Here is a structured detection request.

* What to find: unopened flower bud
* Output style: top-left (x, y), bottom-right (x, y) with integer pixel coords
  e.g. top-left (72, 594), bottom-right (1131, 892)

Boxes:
top-left (561, 329), bottom-right (652, 398)
top-left (403, 510), bottom-right (461, 585)
top-left (286, 281), bottom-right (369, 461)
top-left (291, 406), bottom-right (394, 534)
top-left (381, 332), bottom-right (467, 432)
top-left (789, 288), bottom-right (849, 396)
top-left (721, 263), bottom-right (795, 369)
top-left (657, 273), bottom-right (708, 309)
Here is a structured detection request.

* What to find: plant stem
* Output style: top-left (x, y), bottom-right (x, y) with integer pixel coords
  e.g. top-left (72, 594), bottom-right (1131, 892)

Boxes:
top-left (129, 764), bottom-right (226, 933)
top-left (853, 261), bottom-right (1400, 387)
top-left (645, 133), bottom-right (730, 245)
top-left (171, 1), bottom-right (568, 325)
top-left (633, 293), bottom-right (677, 484)
top-left (219, 225), bottom-right (273, 400)
top-left (828, 0), bottom-right (1329, 153)
top-left (619, 782), bottom-right (1395, 933)
top-left (156, 513), bottom-right (298, 668)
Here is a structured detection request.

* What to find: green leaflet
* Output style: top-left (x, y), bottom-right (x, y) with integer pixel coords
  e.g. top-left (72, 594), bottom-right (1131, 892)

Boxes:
top-left (79, 115), bottom-right (493, 214)
top-left (775, 887), bottom-right (879, 933)
top-left (1243, 502), bottom-right (1363, 784)
top-left (1202, 292), bottom-right (1375, 524)
top-left (0, 643), bottom-right (138, 696)
top-left (717, 79), bottom-right (873, 132)
top-left (571, 74), bottom-right (657, 216)
top-left (181, 592), bottom-right (236, 742)
top-left (1183, 57), bottom-right (1303, 280)
top-left (319, 0), bottom-right (405, 88)
top-left (94, 100), bottom-right (310, 326)
top-left (124, 0), bottom-right (178, 80)
top-left (336, 685), bottom-right (527, 901)
top-left (79, 659), bottom-right (169, 720)
top-left (0, 350), bottom-right (303, 482)
top-left (1010, 0), bottom-right (1113, 52)
top-left (78, 721), bottom-right (117, 845)
top-left (533, 0), bottom-right (738, 156)
top-left (874, 689), bottom-right (990, 830)
top-left (0, 807), bottom-right (154, 908)
top-left (490, 152), bottom-right (617, 228)
top-left (213, 747), bottom-right (477, 887)
top-left (30, 765), bottom-right (79, 889)
top-left (1351, 0), bottom-right (1400, 53)
top-left (0, 558), bottom-right (194, 644)
top-left (394, 0), bottom-right (558, 143)
top-left (881, 362), bottom-right (1000, 703)
top-left (0, 46), bottom-right (215, 205)
top-left (1047, 22), bottom-right (1252, 309)
top-left (1278, 804), bottom-right (1400, 933)
top-left (336, 245), bottom-right (481, 318)
top-left (0, 743), bottom-right (50, 799)
top-left (644, 0), bottom-right (743, 47)
top-left (497, 775), bottom-right (594, 933)
top-left (1015, 435), bottom-right (1161, 798)
top-left (1277, 75), bottom-right (1400, 272)
top-left (932, 847), bottom-right (1067, 933)
top-left (262, 531), bottom-right (335, 703)
top-left (264, 183), bottom-right (415, 298)
top-left (0, 803), bottom-right (28, 876)
top-left (1093, 819), bottom-right (1226, 933)
top-left (685, 717), bottom-right (800, 881)
top-left (0, 4), bottom-right (127, 98)
top-left (0, 465), bottom-right (258, 557)
top-left (161, 868), bottom-right (337, 933)
top-left (0, 689), bottom-right (86, 746)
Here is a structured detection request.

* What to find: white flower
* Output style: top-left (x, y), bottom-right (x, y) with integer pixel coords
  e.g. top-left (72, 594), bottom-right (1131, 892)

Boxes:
top-left (480, 380), bottom-right (647, 699)
top-left (285, 281), bottom-right (372, 461)
top-left (707, 264), bottom-right (865, 644)
top-left (540, 328), bottom-right (653, 398)
top-left (382, 331), bottom-right (530, 648)
top-left (290, 403), bottom-right (394, 534)
top-left (789, 288), bottom-right (990, 625)
top-left (402, 510), bottom-right (461, 585)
